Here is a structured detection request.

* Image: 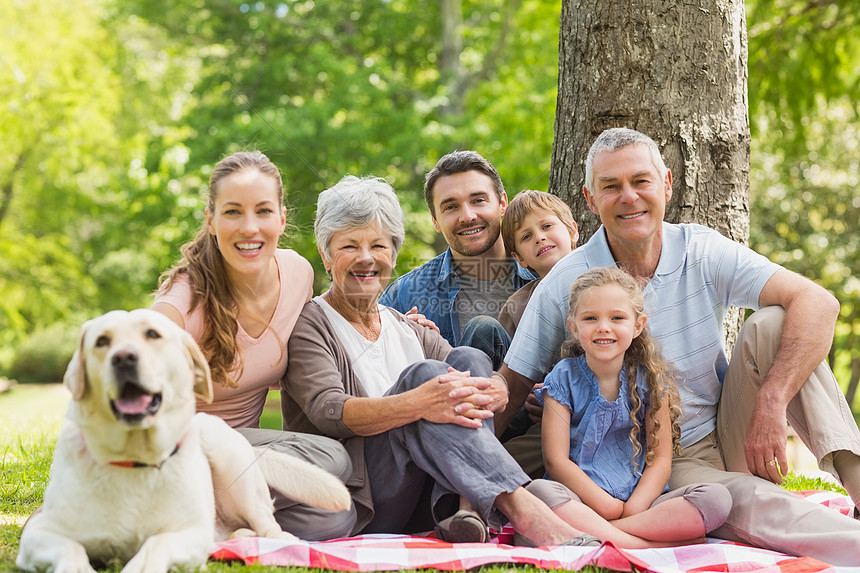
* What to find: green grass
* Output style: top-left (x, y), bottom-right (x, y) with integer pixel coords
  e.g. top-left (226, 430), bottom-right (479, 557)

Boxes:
top-left (0, 385), bottom-right (848, 573)
top-left (0, 386), bottom-right (600, 573)
top-left (260, 389), bottom-right (282, 430)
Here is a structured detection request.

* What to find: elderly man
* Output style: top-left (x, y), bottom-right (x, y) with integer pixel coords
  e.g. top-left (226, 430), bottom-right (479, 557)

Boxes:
top-left (496, 127), bottom-right (860, 565)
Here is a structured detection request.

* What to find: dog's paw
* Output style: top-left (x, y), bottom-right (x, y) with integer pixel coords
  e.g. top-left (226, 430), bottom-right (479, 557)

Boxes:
top-left (267, 530), bottom-right (299, 541)
top-left (227, 528), bottom-right (257, 540)
top-left (47, 561), bottom-right (98, 573)
top-left (16, 533), bottom-right (96, 573)
top-left (21, 557), bottom-right (96, 573)
top-left (227, 527), bottom-right (298, 541)
top-left (121, 532), bottom-right (210, 573)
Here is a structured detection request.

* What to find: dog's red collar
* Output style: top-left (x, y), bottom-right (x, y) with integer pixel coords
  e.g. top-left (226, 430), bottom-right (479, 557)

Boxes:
top-left (108, 443), bottom-right (181, 469)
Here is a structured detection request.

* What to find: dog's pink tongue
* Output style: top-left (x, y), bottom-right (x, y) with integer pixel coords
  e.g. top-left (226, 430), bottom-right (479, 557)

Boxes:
top-left (114, 394), bottom-right (153, 415)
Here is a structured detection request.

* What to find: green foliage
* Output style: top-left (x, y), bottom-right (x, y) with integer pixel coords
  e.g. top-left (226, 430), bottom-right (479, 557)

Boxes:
top-left (260, 390), bottom-right (282, 431)
top-left (112, 0), bottom-right (561, 279)
top-left (747, 0), bottom-right (860, 148)
top-left (0, 0), bottom-right (202, 357)
top-left (781, 472), bottom-right (848, 496)
top-left (2, 0), bottom-right (564, 363)
top-left (0, 236), bottom-right (93, 369)
top-left (0, 383), bottom-right (66, 570)
top-left (1, 0), bottom-right (859, 413)
top-left (749, 100), bottom-right (859, 293)
top-left (748, 0), bottom-right (860, 407)
top-left (7, 323), bottom-right (80, 383)
top-left (749, 98), bottom-right (860, 405)
top-left (0, 436), bottom-right (54, 518)
top-left (458, 0), bottom-right (560, 194)
top-left (0, 0), bottom-right (115, 357)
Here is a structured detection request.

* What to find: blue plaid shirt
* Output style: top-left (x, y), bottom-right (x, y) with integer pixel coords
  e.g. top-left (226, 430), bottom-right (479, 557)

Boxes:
top-left (380, 248), bottom-right (536, 346)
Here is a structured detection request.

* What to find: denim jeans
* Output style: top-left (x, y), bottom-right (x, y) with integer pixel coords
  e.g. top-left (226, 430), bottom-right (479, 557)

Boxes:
top-left (459, 315), bottom-right (511, 371)
top-left (460, 315), bottom-right (536, 442)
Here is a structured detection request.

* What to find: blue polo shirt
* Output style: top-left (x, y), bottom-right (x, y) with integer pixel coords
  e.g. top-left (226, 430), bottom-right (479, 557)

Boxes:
top-left (380, 248), bottom-right (536, 346)
top-left (507, 222), bottom-right (780, 448)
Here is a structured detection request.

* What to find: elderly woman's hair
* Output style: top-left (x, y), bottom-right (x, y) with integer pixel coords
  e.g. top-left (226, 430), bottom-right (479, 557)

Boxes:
top-left (315, 175), bottom-right (406, 261)
top-left (584, 128), bottom-right (668, 192)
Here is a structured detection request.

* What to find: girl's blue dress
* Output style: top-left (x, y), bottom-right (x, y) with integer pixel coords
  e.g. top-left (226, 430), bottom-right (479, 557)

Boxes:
top-left (536, 354), bottom-right (659, 501)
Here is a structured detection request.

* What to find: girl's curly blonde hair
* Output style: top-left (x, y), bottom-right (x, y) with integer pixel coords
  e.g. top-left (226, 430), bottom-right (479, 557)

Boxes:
top-left (560, 266), bottom-right (682, 471)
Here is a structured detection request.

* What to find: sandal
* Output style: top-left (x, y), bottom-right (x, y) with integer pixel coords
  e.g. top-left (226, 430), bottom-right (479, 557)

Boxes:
top-left (513, 532), bottom-right (602, 547)
top-left (434, 509), bottom-right (489, 543)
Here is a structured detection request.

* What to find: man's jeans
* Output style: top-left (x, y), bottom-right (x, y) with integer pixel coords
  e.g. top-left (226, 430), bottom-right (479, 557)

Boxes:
top-left (459, 315), bottom-right (532, 442)
top-left (459, 315), bottom-right (511, 371)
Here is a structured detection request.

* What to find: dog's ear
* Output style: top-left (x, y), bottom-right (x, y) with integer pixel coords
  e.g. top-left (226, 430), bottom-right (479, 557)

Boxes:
top-left (63, 320), bottom-right (91, 401)
top-left (182, 330), bottom-right (213, 403)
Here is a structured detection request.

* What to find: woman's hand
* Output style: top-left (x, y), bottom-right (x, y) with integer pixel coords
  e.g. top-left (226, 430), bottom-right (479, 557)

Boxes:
top-left (405, 306), bottom-right (441, 333)
top-left (415, 369), bottom-right (494, 428)
top-left (448, 373), bottom-right (497, 422)
top-left (341, 369), bottom-right (494, 436)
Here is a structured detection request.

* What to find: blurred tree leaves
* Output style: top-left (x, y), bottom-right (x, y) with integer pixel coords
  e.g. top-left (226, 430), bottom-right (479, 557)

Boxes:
top-left (1, 0), bottom-right (858, 402)
top-left (747, 0), bottom-right (859, 148)
top-left (109, 0), bottom-right (562, 285)
top-left (747, 0), bottom-right (860, 405)
top-left (0, 0), bottom-right (197, 361)
top-left (0, 0), bottom-right (562, 367)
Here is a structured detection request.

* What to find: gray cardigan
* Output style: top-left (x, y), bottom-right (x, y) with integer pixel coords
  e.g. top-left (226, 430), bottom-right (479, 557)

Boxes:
top-left (280, 300), bottom-right (452, 532)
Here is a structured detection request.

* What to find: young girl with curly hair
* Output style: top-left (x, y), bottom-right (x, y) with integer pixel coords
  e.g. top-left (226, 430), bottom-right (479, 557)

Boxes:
top-left (531, 266), bottom-right (732, 544)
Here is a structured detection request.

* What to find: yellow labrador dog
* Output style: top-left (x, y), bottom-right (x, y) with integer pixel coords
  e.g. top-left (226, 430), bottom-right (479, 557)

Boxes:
top-left (17, 309), bottom-right (351, 573)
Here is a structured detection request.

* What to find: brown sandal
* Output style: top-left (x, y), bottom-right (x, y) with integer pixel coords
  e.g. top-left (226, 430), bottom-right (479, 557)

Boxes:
top-left (434, 509), bottom-right (489, 543)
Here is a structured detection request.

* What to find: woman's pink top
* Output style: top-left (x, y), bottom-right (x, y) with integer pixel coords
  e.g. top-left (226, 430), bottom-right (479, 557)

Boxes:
top-left (154, 249), bottom-right (313, 428)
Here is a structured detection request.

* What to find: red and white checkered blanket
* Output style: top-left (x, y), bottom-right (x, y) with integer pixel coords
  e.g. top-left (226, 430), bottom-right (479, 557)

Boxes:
top-left (211, 490), bottom-right (860, 572)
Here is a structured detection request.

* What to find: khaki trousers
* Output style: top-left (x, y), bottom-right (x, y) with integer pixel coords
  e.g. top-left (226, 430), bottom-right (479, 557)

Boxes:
top-left (670, 306), bottom-right (860, 565)
top-left (502, 420), bottom-right (544, 479)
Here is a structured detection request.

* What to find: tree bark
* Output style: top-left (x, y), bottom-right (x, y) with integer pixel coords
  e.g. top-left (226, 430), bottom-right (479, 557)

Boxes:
top-left (438, 0), bottom-right (521, 117)
top-left (550, 0), bottom-right (750, 347)
top-left (439, 0), bottom-right (465, 117)
top-left (843, 332), bottom-right (860, 408)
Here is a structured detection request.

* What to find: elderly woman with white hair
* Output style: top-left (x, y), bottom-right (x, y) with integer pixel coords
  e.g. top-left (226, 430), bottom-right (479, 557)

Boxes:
top-left (281, 175), bottom-right (671, 548)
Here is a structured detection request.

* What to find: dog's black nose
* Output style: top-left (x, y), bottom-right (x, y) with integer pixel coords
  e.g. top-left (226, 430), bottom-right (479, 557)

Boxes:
top-left (111, 349), bottom-right (139, 368)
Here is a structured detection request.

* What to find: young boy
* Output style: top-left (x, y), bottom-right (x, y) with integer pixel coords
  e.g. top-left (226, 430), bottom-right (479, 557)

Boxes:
top-left (497, 191), bottom-right (578, 468)
top-left (498, 190), bottom-right (579, 337)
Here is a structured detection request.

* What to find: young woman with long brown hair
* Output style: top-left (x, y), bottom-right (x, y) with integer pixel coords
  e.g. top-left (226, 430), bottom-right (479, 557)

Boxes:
top-left (153, 151), bottom-right (356, 540)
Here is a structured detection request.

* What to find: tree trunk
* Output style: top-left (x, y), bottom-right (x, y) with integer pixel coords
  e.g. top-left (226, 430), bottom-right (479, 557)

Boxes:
top-left (843, 332), bottom-right (859, 410)
top-left (845, 356), bottom-right (860, 411)
top-left (439, 0), bottom-right (465, 117)
top-left (550, 0), bottom-right (750, 348)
